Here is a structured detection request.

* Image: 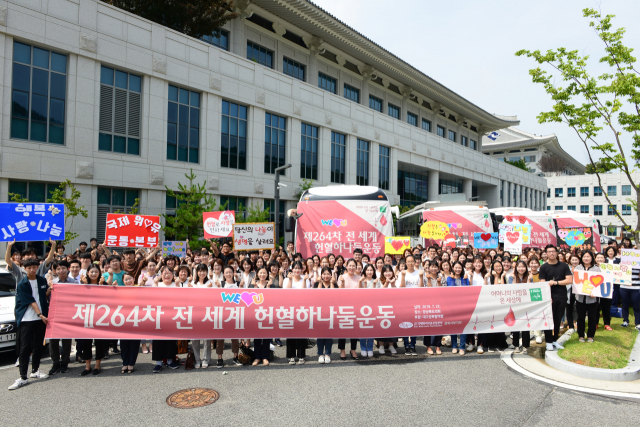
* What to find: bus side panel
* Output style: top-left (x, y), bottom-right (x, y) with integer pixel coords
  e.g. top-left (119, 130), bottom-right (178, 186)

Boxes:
top-left (421, 209), bottom-right (492, 247)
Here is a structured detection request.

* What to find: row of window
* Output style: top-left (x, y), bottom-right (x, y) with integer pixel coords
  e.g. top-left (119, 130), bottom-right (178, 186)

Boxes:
top-left (500, 181), bottom-right (545, 210)
top-left (551, 185), bottom-right (631, 197)
top-left (547, 204), bottom-right (632, 216)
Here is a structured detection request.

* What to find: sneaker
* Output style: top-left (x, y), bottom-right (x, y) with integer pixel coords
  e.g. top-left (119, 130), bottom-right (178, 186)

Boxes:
top-left (168, 361), bottom-right (180, 369)
top-left (216, 359), bottom-right (224, 369)
top-left (567, 328), bottom-right (575, 334)
top-left (60, 364), bottom-right (69, 373)
top-left (507, 344), bottom-right (515, 350)
top-left (202, 363), bottom-right (208, 369)
top-left (232, 357), bottom-right (242, 366)
top-left (487, 347), bottom-right (495, 353)
top-left (275, 339), bottom-right (284, 347)
top-left (379, 347), bottom-right (385, 355)
top-left (368, 350), bottom-right (374, 357)
top-left (14, 359), bottom-right (19, 367)
top-left (8, 378), bottom-right (28, 390)
top-left (194, 363), bottom-right (201, 369)
top-left (466, 343), bottom-right (474, 352)
top-left (389, 346), bottom-right (397, 354)
top-left (621, 321), bottom-right (629, 327)
top-left (410, 348), bottom-right (417, 356)
top-left (270, 343), bottom-right (276, 351)
top-left (477, 346), bottom-right (484, 354)
top-left (297, 358), bottom-right (305, 365)
top-left (289, 358), bottom-right (296, 365)
top-left (48, 364), bottom-right (61, 375)
top-left (361, 352), bottom-right (368, 358)
top-left (546, 343), bottom-right (554, 351)
top-left (111, 347), bottom-right (121, 354)
top-left (318, 356), bottom-right (325, 364)
top-left (30, 370), bottom-right (49, 379)
top-left (636, 325), bottom-right (640, 332)
top-left (552, 342), bottom-right (564, 350)
top-left (535, 336), bottom-right (543, 344)
top-left (404, 347), bottom-right (411, 355)
top-left (103, 353), bottom-right (110, 360)
top-left (152, 365), bottom-right (162, 373)
top-left (325, 355), bottom-right (331, 364)
top-left (522, 347), bottom-right (528, 355)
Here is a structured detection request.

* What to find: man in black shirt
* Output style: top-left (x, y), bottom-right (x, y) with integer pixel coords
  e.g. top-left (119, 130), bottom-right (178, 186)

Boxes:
top-left (210, 240), bottom-right (235, 265)
top-left (538, 245), bottom-right (573, 351)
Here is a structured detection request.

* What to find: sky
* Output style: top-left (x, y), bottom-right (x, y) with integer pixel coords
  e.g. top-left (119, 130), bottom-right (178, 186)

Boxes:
top-left (312, 0), bottom-right (640, 166)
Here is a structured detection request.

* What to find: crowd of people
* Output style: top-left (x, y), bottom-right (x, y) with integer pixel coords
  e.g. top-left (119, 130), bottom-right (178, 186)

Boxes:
top-left (6, 236), bottom-right (640, 390)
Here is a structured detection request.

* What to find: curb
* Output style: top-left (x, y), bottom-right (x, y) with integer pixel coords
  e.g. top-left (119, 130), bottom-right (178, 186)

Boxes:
top-left (545, 329), bottom-right (640, 382)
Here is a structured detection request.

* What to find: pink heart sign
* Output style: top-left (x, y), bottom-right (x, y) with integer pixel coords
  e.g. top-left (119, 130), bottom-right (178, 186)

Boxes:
top-left (240, 292), bottom-right (258, 307)
top-left (506, 232), bottom-right (520, 244)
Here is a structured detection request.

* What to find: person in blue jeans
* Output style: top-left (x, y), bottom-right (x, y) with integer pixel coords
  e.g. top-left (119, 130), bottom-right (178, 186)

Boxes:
top-left (315, 268), bottom-right (337, 363)
top-left (447, 261), bottom-right (470, 355)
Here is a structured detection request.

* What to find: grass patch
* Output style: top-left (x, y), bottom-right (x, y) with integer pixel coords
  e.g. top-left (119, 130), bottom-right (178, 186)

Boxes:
top-left (558, 313), bottom-right (637, 369)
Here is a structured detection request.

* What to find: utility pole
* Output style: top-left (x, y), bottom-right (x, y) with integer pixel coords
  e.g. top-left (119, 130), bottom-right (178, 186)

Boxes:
top-left (274, 164), bottom-right (292, 248)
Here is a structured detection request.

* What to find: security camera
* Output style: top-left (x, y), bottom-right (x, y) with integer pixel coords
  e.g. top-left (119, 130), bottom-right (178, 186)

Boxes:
top-left (278, 183), bottom-right (287, 188)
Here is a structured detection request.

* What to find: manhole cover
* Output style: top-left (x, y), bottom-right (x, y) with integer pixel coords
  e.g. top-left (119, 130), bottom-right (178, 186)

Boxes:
top-left (166, 388), bottom-right (220, 409)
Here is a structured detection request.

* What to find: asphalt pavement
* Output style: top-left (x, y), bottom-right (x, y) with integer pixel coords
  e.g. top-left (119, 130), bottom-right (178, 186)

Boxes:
top-left (1, 341), bottom-right (639, 426)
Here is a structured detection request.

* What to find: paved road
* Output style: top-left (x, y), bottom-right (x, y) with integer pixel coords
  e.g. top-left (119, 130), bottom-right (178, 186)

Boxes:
top-left (1, 341), bottom-right (639, 427)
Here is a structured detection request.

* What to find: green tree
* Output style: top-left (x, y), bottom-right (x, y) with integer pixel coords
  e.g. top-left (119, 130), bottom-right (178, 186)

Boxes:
top-left (516, 8), bottom-right (640, 243)
top-left (103, 0), bottom-right (238, 39)
top-left (504, 157), bottom-right (532, 172)
top-left (294, 178), bottom-right (315, 200)
top-left (585, 158), bottom-right (616, 174)
top-left (162, 169), bottom-right (222, 251)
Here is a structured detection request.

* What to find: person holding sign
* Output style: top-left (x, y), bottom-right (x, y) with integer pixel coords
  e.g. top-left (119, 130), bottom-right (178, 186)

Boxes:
top-left (539, 245), bottom-right (573, 351)
top-left (573, 251), bottom-right (601, 342)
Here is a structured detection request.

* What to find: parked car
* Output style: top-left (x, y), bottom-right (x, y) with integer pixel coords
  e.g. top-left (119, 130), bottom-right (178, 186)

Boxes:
top-left (0, 268), bottom-right (17, 354)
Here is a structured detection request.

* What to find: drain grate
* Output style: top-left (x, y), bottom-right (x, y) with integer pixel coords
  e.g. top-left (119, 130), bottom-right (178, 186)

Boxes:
top-left (166, 388), bottom-right (220, 409)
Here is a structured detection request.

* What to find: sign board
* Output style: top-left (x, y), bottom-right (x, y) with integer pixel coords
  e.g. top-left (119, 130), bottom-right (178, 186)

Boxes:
top-left (0, 203), bottom-right (65, 241)
top-left (203, 211), bottom-right (235, 239)
top-left (620, 248), bottom-right (640, 268)
top-left (599, 263), bottom-right (632, 285)
top-left (473, 232), bottom-right (499, 249)
top-left (557, 227), bottom-right (593, 249)
top-left (498, 223), bottom-right (531, 244)
top-left (162, 241), bottom-right (187, 258)
top-left (572, 269), bottom-right (613, 299)
top-left (233, 223), bottom-right (275, 251)
top-left (503, 229), bottom-right (523, 255)
top-left (105, 214), bottom-right (161, 248)
top-left (385, 236), bottom-right (410, 254)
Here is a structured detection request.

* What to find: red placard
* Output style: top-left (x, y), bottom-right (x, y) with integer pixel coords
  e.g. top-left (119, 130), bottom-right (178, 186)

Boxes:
top-left (105, 213), bottom-right (161, 248)
top-left (203, 211), bottom-right (235, 238)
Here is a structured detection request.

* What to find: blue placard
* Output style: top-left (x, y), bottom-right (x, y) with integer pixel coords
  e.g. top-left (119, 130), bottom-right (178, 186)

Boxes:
top-left (0, 203), bottom-right (65, 242)
top-left (473, 232), bottom-right (499, 249)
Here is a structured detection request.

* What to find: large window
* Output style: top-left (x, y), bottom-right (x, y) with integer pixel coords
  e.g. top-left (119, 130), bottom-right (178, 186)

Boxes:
top-left (437, 125), bottom-right (445, 138)
top-left (11, 41), bottom-right (67, 144)
top-left (221, 100), bottom-right (248, 169)
top-left (440, 179), bottom-right (462, 194)
top-left (8, 180), bottom-right (56, 202)
top-left (265, 113), bottom-right (286, 174)
top-left (220, 196), bottom-right (246, 218)
top-left (388, 103), bottom-right (400, 119)
top-left (99, 66), bottom-right (142, 155)
top-left (247, 41), bottom-right (273, 68)
top-left (202, 29), bottom-right (229, 50)
top-left (283, 57), bottom-right (305, 81)
top-left (379, 146), bottom-right (390, 190)
top-left (608, 205), bottom-right (617, 216)
top-left (344, 84), bottom-right (360, 103)
top-left (369, 95), bottom-right (382, 112)
top-left (594, 205), bottom-right (603, 216)
top-left (356, 139), bottom-right (370, 186)
top-left (622, 185), bottom-right (632, 196)
top-left (623, 204), bottom-right (632, 215)
top-left (422, 119), bottom-right (431, 132)
top-left (398, 171), bottom-right (428, 207)
top-left (448, 130), bottom-right (456, 142)
top-left (167, 85), bottom-right (199, 163)
top-left (97, 187), bottom-right (140, 242)
top-left (318, 73), bottom-right (336, 94)
top-left (555, 188), bottom-right (563, 197)
top-left (300, 123), bottom-right (318, 180)
top-left (594, 186), bottom-right (603, 196)
top-left (580, 205), bottom-right (589, 214)
top-left (580, 187), bottom-right (589, 197)
top-left (331, 132), bottom-right (346, 184)
top-left (608, 185), bottom-right (617, 196)
top-left (567, 187), bottom-right (575, 197)
top-left (407, 112), bottom-right (418, 127)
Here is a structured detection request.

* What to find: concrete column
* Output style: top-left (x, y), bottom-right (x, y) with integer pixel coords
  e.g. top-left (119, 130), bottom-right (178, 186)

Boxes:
top-left (308, 54), bottom-right (318, 88)
top-left (231, 17), bottom-right (246, 57)
top-left (428, 170), bottom-right (439, 202)
top-left (463, 179), bottom-right (473, 202)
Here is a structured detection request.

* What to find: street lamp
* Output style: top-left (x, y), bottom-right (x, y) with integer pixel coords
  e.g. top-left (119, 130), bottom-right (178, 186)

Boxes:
top-left (274, 164), bottom-right (292, 248)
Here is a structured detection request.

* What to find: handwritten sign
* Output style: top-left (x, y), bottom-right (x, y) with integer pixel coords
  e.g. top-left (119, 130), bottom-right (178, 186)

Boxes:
top-left (385, 236), bottom-right (410, 254)
top-left (0, 203), bottom-right (65, 242)
top-left (420, 221), bottom-right (449, 241)
top-left (203, 211), bottom-right (235, 239)
top-left (499, 223), bottom-right (531, 244)
top-left (599, 263), bottom-right (632, 285)
top-left (233, 223), bottom-right (275, 251)
top-left (572, 269), bottom-right (613, 298)
top-left (473, 232), bottom-right (498, 249)
top-left (557, 227), bottom-right (593, 249)
top-left (162, 241), bottom-right (187, 258)
top-left (504, 230), bottom-right (523, 255)
top-left (620, 248), bottom-right (640, 268)
top-left (105, 214), bottom-right (160, 248)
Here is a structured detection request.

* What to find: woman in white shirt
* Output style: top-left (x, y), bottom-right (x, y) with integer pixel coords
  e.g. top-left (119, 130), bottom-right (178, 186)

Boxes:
top-left (282, 261), bottom-right (309, 364)
top-left (151, 267), bottom-right (180, 373)
top-left (238, 259), bottom-right (255, 289)
top-left (399, 255), bottom-right (424, 356)
top-left (189, 264), bottom-right (213, 368)
top-left (358, 263), bottom-right (379, 358)
top-left (209, 259), bottom-right (224, 287)
top-left (214, 266), bottom-right (242, 369)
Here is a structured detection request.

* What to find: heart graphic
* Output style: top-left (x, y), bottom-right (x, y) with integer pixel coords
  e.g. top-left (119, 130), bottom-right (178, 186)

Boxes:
top-left (557, 229), bottom-right (569, 239)
top-left (391, 240), bottom-right (404, 251)
top-left (332, 219), bottom-right (342, 228)
top-left (505, 216), bottom-right (513, 222)
top-left (590, 275), bottom-right (604, 287)
top-left (506, 232), bottom-right (519, 244)
top-left (403, 239), bottom-right (410, 247)
top-left (143, 219), bottom-right (153, 228)
top-left (518, 216), bottom-right (526, 224)
top-left (240, 292), bottom-right (258, 307)
top-left (480, 233), bottom-right (492, 241)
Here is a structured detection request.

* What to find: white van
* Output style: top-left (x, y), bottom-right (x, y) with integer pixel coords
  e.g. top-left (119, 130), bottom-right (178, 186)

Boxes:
top-left (0, 268), bottom-right (17, 354)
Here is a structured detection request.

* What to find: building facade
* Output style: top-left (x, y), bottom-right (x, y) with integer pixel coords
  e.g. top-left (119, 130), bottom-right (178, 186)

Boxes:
top-left (0, 0), bottom-right (547, 252)
top-left (546, 172), bottom-right (639, 239)
top-left (482, 127), bottom-right (585, 176)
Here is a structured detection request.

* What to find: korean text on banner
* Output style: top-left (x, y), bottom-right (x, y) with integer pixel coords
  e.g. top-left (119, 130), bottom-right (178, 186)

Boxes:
top-left (473, 232), bottom-right (498, 249)
top-left (105, 214), bottom-right (160, 248)
top-left (162, 241), bottom-right (187, 257)
top-left (0, 203), bottom-right (65, 241)
top-left (385, 236), bottom-right (410, 254)
top-left (557, 227), bottom-right (593, 249)
top-left (498, 223), bottom-right (531, 244)
top-left (620, 248), bottom-right (640, 268)
top-left (572, 269), bottom-right (613, 299)
top-left (503, 229), bottom-right (523, 255)
top-left (599, 263), bottom-right (632, 285)
top-left (203, 211), bottom-right (235, 239)
top-left (234, 223), bottom-right (275, 251)
top-left (45, 283), bottom-right (552, 340)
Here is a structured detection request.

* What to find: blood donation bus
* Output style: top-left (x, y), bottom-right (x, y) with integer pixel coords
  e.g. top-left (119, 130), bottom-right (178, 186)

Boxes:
top-left (286, 185), bottom-right (398, 259)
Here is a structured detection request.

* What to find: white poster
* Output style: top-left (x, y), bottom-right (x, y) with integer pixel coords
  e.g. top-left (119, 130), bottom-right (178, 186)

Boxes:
top-left (233, 223), bottom-right (275, 251)
top-left (503, 229), bottom-right (523, 255)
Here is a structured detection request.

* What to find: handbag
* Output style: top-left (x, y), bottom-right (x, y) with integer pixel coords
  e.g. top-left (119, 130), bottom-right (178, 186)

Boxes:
top-left (238, 344), bottom-right (255, 364)
top-left (185, 350), bottom-right (195, 370)
top-left (177, 340), bottom-right (188, 354)
top-left (610, 306), bottom-right (622, 318)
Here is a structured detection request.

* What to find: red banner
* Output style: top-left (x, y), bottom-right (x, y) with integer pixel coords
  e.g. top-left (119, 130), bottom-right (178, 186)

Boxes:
top-left (105, 214), bottom-right (161, 248)
top-left (46, 284), bottom-right (553, 339)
